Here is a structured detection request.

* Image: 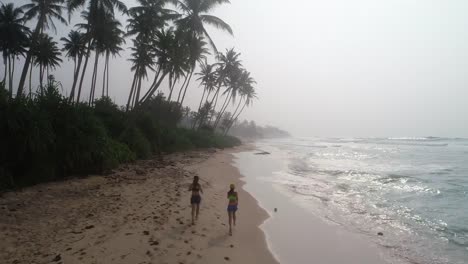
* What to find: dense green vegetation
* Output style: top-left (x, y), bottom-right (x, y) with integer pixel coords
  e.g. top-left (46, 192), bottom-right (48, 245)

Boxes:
top-left (0, 80), bottom-right (240, 190)
top-left (0, 0), bottom-right (260, 190)
top-left (229, 120), bottom-right (290, 139)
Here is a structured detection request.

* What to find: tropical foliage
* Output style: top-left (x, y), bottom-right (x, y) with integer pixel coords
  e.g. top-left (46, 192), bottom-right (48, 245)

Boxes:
top-left (0, 0), bottom-right (258, 190)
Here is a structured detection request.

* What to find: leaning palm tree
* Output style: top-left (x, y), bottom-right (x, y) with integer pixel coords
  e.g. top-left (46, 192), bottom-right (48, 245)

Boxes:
top-left (0, 3), bottom-right (30, 98)
top-left (166, 34), bottom-right (190, 102)
top-left (223, 70), bottom-right (256, 132)
top-left (176, 34), bottom-right (209, 105)
top-left (210, 48), bottom-right (242, 123)
top-left (125, 0), bottom-right (173, 109)
top-left (138, 27), bottom-right (178, 105)
top-left (173, 0), bottom-right (233, 52)
top-left (224, 84), bottom-right (257, 135)
top-left (16, 0), bottom-right (67, 97)
top-left (213, 65), bottom-right (243, 129)
top-left (195, 59), bottom-right (217, 111)
top-left (126, 38), bottom-right (155, 110)
top-left (167, 0), bottom-right (232, 107)
top-left (60, 30), bottom-right (86, 101)
top-left (31, 33), bottom-right (62, 94)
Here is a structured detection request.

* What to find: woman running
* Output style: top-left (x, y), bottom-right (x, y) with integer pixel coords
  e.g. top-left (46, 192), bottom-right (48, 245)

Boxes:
top-left (227, 184), bottom-right (238, 235)
top-left (189, 176), bottom-right (203, 225)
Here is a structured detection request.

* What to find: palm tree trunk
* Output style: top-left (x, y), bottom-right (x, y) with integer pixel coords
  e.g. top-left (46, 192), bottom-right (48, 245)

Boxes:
top-left (46, 66), bottom-right (50, 87)
top-left (2, 54), bottom-right (6, 83)
top-left (8, 55), bottom-right (12, 98)
top-left (126, 70), bottom-right (138, 111)
top-left (69, 54), bottom-right (83, 102)
top-left (102, 53), bottom-right (107, 97)
top-left (225, 100), bottom-right (247, 135)
top-left (17, 15), bottom-right (44, 97)
top-left (198, 86), bottom-right (207, 111)
top-left (89, 52), bottom-right (99, 105)
top-left (180, 68), bottom-right (194, 106)
top-left (224, 97), bottom-right (243, 134)
top-left (214, 90), bottom-right (232, 128)
top-left (148, 65), bottom-right (161, 92)
top-left (77, 41), bottom-right (92, 103)
top-left (73, 59), bottom-right (77, 78)
top-left (138, 71), bottom-right (169, 107)
top-left (176, 75), bottom-right (188, 103)
top-left (106, 54), bottom-right (110, 97)
top-left (167, 77), bottom-right (176, 102)
top-left (208, 89), bottom-right (221, 124)
top-left (29, 63), bottom-right (33, 98)
top-left (39, 65), bottom-right (44, 95)
top-left (135, 76), bottom-right (142, 106)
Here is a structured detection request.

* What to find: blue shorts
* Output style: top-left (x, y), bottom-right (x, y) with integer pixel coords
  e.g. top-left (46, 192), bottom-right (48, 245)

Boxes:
top-left (227, 205), bottom-right (238, 212)
top-left (191, 195), bottom-right (201, 204)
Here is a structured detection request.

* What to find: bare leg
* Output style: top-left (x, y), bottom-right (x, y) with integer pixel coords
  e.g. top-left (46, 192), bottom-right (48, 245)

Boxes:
top-left (191, 204), bottom-right (196, 225)
top-left (233, 211), bottom-right (236, 226)
top-left (228, 211), bottom-right (233, 235)
top-left (195, 204), bottom-right (200, 221)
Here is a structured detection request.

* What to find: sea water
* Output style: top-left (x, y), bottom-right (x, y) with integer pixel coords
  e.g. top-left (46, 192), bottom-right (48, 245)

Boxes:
top-left (235, 137), bottom-right (468, 264)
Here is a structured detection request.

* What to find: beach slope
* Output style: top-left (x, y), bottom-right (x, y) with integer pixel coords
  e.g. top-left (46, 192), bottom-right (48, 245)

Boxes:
top-left (0, 147), bottom-right (277, 264)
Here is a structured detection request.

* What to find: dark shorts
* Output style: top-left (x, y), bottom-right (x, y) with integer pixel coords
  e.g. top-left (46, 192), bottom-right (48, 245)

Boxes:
top-left (227, 205), bottom-right (238, 212)
top-left (191, 195), bottom-right (201, 205)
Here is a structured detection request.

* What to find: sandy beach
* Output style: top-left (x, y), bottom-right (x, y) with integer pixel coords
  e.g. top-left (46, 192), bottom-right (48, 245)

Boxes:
top-left (0, 146), bottom-right (277, 264)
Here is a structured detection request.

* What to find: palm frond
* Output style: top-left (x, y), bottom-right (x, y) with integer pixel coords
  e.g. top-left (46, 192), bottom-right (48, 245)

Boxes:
top-left (200, 15), bottom-right (233, 35)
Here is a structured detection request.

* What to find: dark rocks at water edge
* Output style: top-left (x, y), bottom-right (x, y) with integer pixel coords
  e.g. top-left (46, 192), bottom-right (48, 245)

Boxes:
top-left (255, 151), bottom-right (270, 155)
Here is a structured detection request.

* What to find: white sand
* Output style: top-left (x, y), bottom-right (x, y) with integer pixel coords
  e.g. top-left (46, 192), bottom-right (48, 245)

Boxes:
top-left (0, 147), bottom-right (277, 264)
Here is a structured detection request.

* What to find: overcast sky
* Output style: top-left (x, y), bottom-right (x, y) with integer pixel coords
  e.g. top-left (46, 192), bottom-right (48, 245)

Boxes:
top-left (3, 0), bottom-right (468, 137)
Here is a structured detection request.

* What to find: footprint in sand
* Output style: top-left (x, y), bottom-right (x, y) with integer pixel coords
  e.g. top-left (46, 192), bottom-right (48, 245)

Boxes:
top-left (224, 256), bottom-right (230, 261)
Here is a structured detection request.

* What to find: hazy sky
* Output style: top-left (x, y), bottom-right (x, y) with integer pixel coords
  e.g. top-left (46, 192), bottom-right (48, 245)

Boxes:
top-left (4, 0), bottom-right (468, 137)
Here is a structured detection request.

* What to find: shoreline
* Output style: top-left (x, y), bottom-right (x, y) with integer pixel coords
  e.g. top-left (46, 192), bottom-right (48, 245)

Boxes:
top-left (0, 146), bottom-right (277, 264)
top-left (234, 143), bottom-right (397, 264)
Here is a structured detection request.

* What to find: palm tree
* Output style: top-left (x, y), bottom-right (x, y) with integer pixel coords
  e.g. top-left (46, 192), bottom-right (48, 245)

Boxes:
top-left (126, 0), bottom-right (174, 39)
top-left (31, 33), bottom-right (62, 94)
top-left (223, 70), bottom-right (255, 131)
top-left (210, 48), bottom-right (242, 124)
top-left (69, 0), bottom-right (127, 102)
top-left (176, 34), bottom-right (209, 105)
top-left (101, 24), bottom-right (124, 97)
top-left (137, 27), bottom-right (178, 106)
top-left (195, 59), bottom-right (217, 111)
top-left (173, 0), bottom-right (233, 52)
top-left (60, 29), bottom-right (86, 101)
top-left (127, 38), bottom-right (155, 110)
top-left (166, 32), bottom-right (189, 102)
top-left (224, 83), bottom-right (257, 135)
top-left (125, 1), bottom-right (173, 110)
top-left (213, 65), bottom-right (242, 128)
top-left (66, 0), bottom-right (127, 16)
top-left (86, 12), bottom-right (123, 104)
top-left (16, 0), bottom-right (67, 97)
top-left (0, 3), bottom-right (30, 98)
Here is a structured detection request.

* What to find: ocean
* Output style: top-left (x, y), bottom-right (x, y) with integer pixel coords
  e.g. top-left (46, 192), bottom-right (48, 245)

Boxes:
top-left (234, 137), bottom-right (468, 264)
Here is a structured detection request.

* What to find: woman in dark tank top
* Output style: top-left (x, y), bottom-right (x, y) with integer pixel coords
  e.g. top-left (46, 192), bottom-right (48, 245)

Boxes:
top-left (189, 176), bottom-right (203, 225)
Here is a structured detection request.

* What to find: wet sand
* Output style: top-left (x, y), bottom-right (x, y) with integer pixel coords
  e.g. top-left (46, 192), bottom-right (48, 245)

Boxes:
top-left (0, 146), bottom-right (277, 264)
